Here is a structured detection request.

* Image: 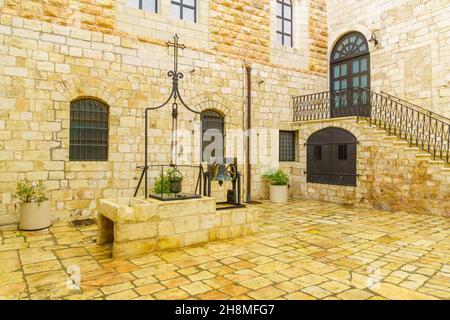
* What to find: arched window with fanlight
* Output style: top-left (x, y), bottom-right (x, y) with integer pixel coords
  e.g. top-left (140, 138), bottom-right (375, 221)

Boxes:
top-left (276, 0), bottom-right (293, 47)
top-left (201, 110), bottom-right (225, 163)
top-left (330, 32), bottom-right (370, 117)
top-left (69, 98), bottom-right (109, 161)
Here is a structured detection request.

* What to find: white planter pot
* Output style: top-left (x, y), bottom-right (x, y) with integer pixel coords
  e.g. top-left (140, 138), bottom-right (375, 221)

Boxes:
top-left (19, 201), bottom-right (51, 231)
top-left (269, 185), bottom-right (288, 204)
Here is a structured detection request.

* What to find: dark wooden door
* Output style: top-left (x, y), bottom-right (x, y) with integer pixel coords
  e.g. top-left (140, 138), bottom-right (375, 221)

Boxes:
top-left (330, 32), bottom-right (370, 118)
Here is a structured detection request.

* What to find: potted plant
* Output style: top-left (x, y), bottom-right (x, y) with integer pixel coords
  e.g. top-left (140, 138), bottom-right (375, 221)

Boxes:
top-left (13, 180), bottom-right (51, 231)
top-left (263, 169), bottom-right (290, 204)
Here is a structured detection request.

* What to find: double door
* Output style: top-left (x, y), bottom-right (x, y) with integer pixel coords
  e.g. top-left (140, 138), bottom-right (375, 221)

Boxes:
top-left (330, 54), bottom-right (370, 117)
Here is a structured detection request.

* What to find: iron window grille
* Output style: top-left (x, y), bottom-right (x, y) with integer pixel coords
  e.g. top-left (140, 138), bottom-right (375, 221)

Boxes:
top-left (171, 0), bottom-right (197, 23)
top-left (69, 99), bottom-right (109, 161)
top-left (276, 0), bottom-right (293, 47)
top-left (128, 0), bottom-right (158, 13)
top-left (279, 130), bottom-right (296, 162)
top-left (201, 110), bottom-right (225, 162)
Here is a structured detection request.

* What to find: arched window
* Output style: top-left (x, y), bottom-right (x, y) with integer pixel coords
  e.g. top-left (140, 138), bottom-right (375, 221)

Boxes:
top-left (171, 0), bottom-right (196, 23)
top-left (70, 98), bottom-right (109, 161)
top-left (276, 0), bottom-right (293, 47)
top-left (201, 110), bottom-right (224, 163)
top-left (307, 127), bottom-right (357, 186)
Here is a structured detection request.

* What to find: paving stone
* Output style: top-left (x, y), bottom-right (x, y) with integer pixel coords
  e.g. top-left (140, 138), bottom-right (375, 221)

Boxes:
top-left (180, 282), bottom-right (213, 295)
top-left (247, 286), bottom-right (285, 299)
top-left (105, 289), bottom-right (138, 300)
top-left (337, 289), bottom-right (373, 300)
top-left (0, 200), bottom-right (449, 300)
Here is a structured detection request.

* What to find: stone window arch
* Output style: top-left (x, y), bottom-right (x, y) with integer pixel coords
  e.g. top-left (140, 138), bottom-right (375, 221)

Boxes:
top-left (69, 98), bottom-right (109, 161)
top-left (306, 127), bottom-right (357, 186)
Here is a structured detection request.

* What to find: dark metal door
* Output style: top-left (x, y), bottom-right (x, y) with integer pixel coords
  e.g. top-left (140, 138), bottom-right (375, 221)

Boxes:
top-left (307, 127), bottom-right (357, 186)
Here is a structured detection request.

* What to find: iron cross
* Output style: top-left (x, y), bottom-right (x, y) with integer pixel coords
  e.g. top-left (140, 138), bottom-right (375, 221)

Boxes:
top-left (166, 34), bottom-right (186, 75)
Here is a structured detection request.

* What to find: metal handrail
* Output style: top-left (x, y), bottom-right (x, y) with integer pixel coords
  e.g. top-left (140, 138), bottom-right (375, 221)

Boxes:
top-left (380, 91), bottom-right (450, 122)
top-left (293, 87), bottom-right (450, 163)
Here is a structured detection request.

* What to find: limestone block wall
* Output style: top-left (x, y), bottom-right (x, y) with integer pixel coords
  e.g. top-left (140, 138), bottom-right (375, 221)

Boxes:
top-left (286, 117), bottom-right (450, 216)
top-left (328, 0), bottom-right (450, 117)
top-left (0, 0), bottom-right (328, 225)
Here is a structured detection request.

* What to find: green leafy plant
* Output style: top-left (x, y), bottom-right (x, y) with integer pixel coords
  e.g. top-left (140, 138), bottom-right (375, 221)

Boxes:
top-left (13, 180), bottom-right (49, 205)
top-left (263, 169), bottom-right (289, 186)
top-left (153, 170), bottom-right (171, 194)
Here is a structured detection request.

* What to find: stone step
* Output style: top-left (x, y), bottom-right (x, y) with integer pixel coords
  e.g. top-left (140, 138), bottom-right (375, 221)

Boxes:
top-left (427, 159), bottom-right (446, 166)
top-left (382, 135), bottom-right (399, 141)
top-left (415, 153), bottom-right (433, 160)
top-left (393, 141), bottom-right (410, 147)
top-left (404, 147), bottom-right (421, 152)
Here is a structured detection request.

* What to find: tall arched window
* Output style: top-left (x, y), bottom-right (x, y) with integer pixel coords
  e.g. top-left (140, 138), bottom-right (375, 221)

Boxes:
top-left (201, 110), bottom-right (224, 163)
top-left (171, 0), bottom-right (196, 23)
top-left (70, 98), bottom-right (109, 161)
top-left (330, 32), bottom-right (370, 116)
top-left (307, 127), bottom-right (357, 186)
top-left (276, 0), bottom-right (293, 47)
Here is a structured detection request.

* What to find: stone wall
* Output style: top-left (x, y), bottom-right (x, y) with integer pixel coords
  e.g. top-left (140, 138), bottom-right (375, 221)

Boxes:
top-left (285, 117), bottom-right (450, 216)
top-left (328, 0), bottom-right (450, 117)
top-left (0, 0), bottom-right (328, 225)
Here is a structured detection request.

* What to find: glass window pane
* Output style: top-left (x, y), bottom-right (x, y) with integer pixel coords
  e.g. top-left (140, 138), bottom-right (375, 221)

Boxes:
top-left (277, 18), bottom-right (282, 32)
top-left (284, 35), bottom-right (292, 47)
top-left (284, 4), bottom-right (292, 18)
top-left (352, 60), bottom-right (359, 73)
top-left (341, 80), bottom-right (347, 89)
top-left (277, 33), bottom-right (283, 45)
top-left (333, 66), bottom-right (340, 78)
top-left (341, 64), bottom-right (347, 76)
top-left (361, 58), bottom-right (367, 72)
top-left (142, 0), bottom-right (157, 12)
top-left (353, 77), bottom-right (359, 87)
top-left (171, 3), bottom-right (181, 19)
top-left (128, 0), bottom-right (139, 9)
top-left (183, 7), bottom-right (195, 21)
top-left (361, 75), bottom-right (368, 88)
top-left (276, 2), bottom-right (282, 16)
top-left (284, 20), bottom-right (291, 34)
top-left (184, 0), bottom-right (195, 7)
top-left (334, 81), bottom-right (340, 90)
top-left (360, 43), bottom-right (367, 51)
top-left (335, 96), bottom-right (340, 108)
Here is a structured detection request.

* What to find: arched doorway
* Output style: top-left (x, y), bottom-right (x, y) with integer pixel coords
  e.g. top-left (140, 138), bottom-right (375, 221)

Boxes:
top-left (330, 32), bottom-right (370, 117)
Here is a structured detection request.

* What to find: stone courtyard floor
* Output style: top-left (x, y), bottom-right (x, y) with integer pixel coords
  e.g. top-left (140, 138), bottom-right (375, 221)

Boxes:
top-left (0, 200), bottom-right (449, 300)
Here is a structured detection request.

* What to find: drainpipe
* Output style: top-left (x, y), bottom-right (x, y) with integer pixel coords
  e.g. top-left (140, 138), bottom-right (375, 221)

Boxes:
top-left (245, 64), bottom-right (252, 203)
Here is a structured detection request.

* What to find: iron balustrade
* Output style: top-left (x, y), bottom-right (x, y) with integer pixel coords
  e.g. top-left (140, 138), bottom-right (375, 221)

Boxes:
top-left (293, 87), bottom-right (450, 163)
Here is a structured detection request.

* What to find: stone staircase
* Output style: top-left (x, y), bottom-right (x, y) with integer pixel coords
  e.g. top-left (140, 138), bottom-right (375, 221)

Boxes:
top-left (357, 118), bottom-right (450, 176)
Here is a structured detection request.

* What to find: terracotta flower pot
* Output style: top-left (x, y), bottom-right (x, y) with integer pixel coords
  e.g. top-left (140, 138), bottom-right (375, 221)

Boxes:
top-left (19, 201), bottom-right (51, 231)
top-left (269, 185), bottom-right (288, 204)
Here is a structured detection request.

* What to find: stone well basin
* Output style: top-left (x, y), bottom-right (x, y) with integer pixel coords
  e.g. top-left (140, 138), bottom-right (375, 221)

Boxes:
top-left (97, 197), bottom-right (258, 259)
